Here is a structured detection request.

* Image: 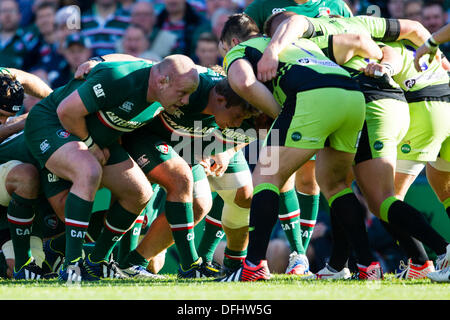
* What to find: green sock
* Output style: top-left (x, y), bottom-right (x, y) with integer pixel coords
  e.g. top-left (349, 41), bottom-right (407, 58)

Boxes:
top-left (121, 249), bottom-right (149, 269)
top-left (223, 247), bottom-right (247, 270)
top-left (198, 195), bottom-right (225, 263)
top-left (297, 192), bottom-right (320, 251)
top-left (279, 189), bottom-right (305, 254)
top-left (90, 201), bottom-right (138, 262)
top-left (64, 192), bottom-right (93, 267)
top-left (117, 212), bottom-right (145, 266)
top-left (7, 193), bottom-right (36, 269)
top-left (165, 201), bottom-right (198, 269)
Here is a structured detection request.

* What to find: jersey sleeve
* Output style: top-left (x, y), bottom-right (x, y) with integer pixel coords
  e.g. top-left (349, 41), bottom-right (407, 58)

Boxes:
top-left (340, 0), bottom-right (354, 17)
top-left (356, 16), bottom-right (400, 42)
top-left (243, 0), bottom-right (265, 31)
top-left (223, 45), bottom-right (248, 73)
top-left (77, 65), bottom-right (134, 114)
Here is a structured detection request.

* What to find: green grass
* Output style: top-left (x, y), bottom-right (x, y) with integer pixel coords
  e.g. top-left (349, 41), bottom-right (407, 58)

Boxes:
top-left (0, 274), bottom-right (449, 300)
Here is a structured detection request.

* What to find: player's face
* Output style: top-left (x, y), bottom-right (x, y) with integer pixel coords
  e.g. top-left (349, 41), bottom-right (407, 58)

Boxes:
top-left (214, 103), bottom-right (252, 129)
top-left (158, 75), bottom-right (197, 113)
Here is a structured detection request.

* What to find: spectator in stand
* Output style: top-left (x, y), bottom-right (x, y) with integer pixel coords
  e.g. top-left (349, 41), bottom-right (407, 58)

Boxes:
top-left (387, 0), bottom-right (405, 18)
top-left (210, 8), bottom-right (233, 40)
top-left (194, 32), bottom-right (221, 67)
top-left (81, 0), bottom-right (131, 56)
top-left (404, 0), bottom-right (423, 23)
top-left (29, 2), bottom-right (60, 70)
top-left (153, 0), bottom-right (210, 59)
top-left (121, 24), bottom-right (161, 61)
top-left (343, 0), bottom-right (362, 15)
top-left (0, 0), bottom-right (34, 70)
top-left (422, 1), bottom-right (450, 58)
top-left (51, 33), bottom-right (92, 88)
top-left (205, 0), bottom-right (234, 19)
top-left (119, 0), bottom-right (136, 14)
top-left (131, 1), bottom-right (157, 38)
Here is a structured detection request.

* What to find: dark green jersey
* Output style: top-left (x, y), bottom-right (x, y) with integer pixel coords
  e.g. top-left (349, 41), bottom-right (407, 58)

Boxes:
top-left (0, 131), bottom-right (36, 165)
top-left (244, 0), bottom-right (353, 32)
top-left (224, 36), bottom-right (358, 106)
top-left (33, 61), bottom-right (161, 147)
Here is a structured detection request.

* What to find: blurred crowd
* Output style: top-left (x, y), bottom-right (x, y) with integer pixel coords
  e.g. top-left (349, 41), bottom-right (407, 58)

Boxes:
top-left (0, 0), bottom-right (449, 96)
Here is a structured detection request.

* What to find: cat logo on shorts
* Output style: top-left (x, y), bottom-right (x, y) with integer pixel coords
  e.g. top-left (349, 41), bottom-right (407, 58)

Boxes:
top-left (56, 129), bottom-right (70, 139)
top-left (373, 141), bottom-right (384, 151)
top-left (291, 132), bottom-right (302, 141)
top-left (156, 142), bottom-right (169, 155)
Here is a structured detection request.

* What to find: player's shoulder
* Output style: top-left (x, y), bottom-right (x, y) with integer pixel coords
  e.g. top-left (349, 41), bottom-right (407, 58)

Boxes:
top-left (87, 60), bottom-right (152, 81)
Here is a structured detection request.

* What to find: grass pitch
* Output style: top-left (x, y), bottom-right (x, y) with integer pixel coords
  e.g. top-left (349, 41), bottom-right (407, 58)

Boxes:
top-left (0, 274), bottom-right (448, 300)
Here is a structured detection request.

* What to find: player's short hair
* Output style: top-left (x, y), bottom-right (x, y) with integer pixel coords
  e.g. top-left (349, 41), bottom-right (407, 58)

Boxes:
top-left (423, 0), bottom-right (444, 11)
top-left (263, 11), bottom-right (297, 37)
top-left (35, 1), bottom-right (58, 13)
top-left (220, 13), bottom-right (261, 45)
top-left (215, 78), bottom-right (260, 116)
top-left (197, 32), bottom-right (219, 45)
top-left (0, 71), bottom-right (24, 114)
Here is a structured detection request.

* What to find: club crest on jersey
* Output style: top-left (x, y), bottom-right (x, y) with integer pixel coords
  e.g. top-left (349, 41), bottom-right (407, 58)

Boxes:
top-left (56, 129), bottom-right (70, 139)
top-left (156, 142), bottom-right (169, 155)
top-left (317, 7), bottom-right (331, 16)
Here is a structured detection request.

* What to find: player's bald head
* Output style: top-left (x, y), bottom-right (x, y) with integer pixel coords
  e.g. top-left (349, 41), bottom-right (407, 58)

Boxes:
top-left (157, 54), bottom-right (199, 90)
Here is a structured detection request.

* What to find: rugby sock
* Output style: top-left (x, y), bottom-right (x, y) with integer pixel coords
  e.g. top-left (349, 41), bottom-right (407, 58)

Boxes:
top-left (297, 192), bottom-right (320, 250)
top-left (117, 212), bottom-right (145, 266)
top-left (7, 193), bottom-right (36, 269)
top-left (64, 192), bottom-right (93, 267)
top-left (380, 220), bottom-right (429, 265)
top-left (90, 201), bottom-right (138, 262)
top-left (246, 183), bottom-right (280, 266)
top-left (223, 247), bottom-right (247, 270)
top-left (198, 197), bottom-right (225, 263)
top-left (278, 189), bottom-right (305, 254)
top-left (329, 188), bottom-right (374, 266)
top-left (381, 197), bottom-right (448, 256)
top-left (165, 201), bottom-right (198, 269)
top-left (443, 198), bottom-right (450, 219)
top-left (328, 209), bottom-right (351, 271)
top-left (120, 249), bottom-right (149, 269)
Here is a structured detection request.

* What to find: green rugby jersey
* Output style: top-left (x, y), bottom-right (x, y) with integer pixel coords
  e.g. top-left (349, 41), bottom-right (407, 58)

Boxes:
top-left (387, 40), bottom-right (450, 102)
top-left (299, 16), bottom-right (405, 102)
top-left (34, 60), bottom-right (162, 148)
top-left (223, 36), bottom-right (358, 106)
top-left (0, 131), bottom-right (37, 166)
top-left (244, 0), bottom-right (353, 32)
top-left (303, 15), bottom-right (401, 47)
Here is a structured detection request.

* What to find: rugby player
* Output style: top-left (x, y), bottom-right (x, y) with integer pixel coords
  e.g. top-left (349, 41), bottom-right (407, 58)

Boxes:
top-left (217, 14), bottom-right (368, 282)
top-left (24, 55), bottom-right (200, 281)
top-left (242, 0), bottom-right (353, 275)
top-left (414, 22), bottom-right (450, 70)
top-left (263, 12), bottom-right (450, 280)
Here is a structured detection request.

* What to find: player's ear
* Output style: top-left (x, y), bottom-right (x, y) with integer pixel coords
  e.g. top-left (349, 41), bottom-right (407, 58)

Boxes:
top-left (157, 74), bottom-right (170, 90)
top-left (231, 37), bottom-right (241, 47)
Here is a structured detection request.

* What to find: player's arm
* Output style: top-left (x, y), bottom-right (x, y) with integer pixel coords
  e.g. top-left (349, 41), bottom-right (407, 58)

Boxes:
top-left (362, 45), bottom-right (403, 78)
top-left (331, 34), bottom-right (383, 65)
top-left (397, 19), bottom-right (431, 47)
top-left (414, 23), bottom-right (450, 71)
top-left (57, 91), bottom-right (108, 165)
top-left (227, 59), bottom-right (281, 119)
top-left (0, 114), bottom-right (27, 142)
top-left (257, 12), bottom-right (310, 82)
top-left (7, 68), bottom-right (52, 99)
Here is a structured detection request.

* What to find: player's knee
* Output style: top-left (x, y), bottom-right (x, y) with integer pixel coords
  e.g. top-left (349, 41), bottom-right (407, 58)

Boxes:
top-left (6, 163), bottom-right (40, 197)
top-left (234, 186), bottom-right (252, 209)
top-left (165, 170), bottom-right (194, 199)
top-left (193, 196), bottom-right (212, 223)
top-left (78, 160), bottom-right (103, 189)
